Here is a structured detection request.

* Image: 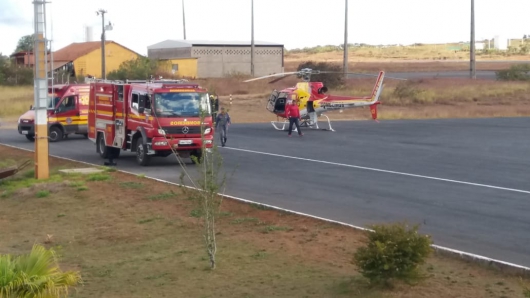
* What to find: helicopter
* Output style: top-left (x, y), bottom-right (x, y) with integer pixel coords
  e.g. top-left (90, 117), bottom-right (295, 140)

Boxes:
top-left (243, 68), bottom-right (406, 132)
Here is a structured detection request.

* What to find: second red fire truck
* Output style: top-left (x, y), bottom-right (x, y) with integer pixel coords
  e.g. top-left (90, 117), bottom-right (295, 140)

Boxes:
top-left (87, 79), bottom-right (215, 166)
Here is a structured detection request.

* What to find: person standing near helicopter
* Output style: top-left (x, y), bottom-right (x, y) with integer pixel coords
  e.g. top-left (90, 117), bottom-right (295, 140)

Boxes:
top-left (285, 99), bottom-right (303, 137)
top-left (215, 107), bottom-right (231, 147)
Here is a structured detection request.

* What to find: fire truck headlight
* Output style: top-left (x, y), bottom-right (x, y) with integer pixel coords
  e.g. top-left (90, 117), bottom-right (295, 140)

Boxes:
top-left (157, 129), bottom-right (166, 135)
top-left (204, 128), bottom-right (211, 134)
top-left (205, 140), bottom-right (212, 144)
top-left (154, 141), bottom-right (167, 146)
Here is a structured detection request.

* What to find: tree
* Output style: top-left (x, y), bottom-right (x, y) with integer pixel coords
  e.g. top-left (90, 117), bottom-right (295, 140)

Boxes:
top-left (14, 35), bottom-right (34, 53)
top-left (0, 244), bottom-right (82, 297)
top-left (0, 53), bottom-right (9, 84)
top-left (178, 107), bottom-right (230, 270)
top-left (107, 57), bottom-right (170, 80)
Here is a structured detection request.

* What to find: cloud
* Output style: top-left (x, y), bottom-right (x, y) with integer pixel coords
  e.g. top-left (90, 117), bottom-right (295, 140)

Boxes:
top-left (0, 0), bottom-right (32, 26)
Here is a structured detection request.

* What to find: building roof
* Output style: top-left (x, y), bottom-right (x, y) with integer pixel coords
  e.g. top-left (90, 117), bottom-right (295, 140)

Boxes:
top-left (147, 39), bottom-right (284, 49)
top-left (52, 41), bottom-right (142, 62)
top-left (10, 51), bottom-right (33, 57)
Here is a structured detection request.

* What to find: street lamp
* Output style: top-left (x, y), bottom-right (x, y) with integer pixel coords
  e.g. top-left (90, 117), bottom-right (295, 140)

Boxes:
top-left (251, 0), bottom-right (255, 76)
top-left (182, 0), bottom-right (186, 39)
top-left (96, 9), bottom-right (113, 79)
top-left (344, 0), bottom-right (348, 74)
top-left (470, 0), bottom-right (476, 79)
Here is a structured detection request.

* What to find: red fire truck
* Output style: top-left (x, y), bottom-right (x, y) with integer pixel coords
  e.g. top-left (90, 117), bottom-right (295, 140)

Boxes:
top-left (87, 79), bottom-right (215, 166)
top-left (18, 83), bottom-right (90, 142)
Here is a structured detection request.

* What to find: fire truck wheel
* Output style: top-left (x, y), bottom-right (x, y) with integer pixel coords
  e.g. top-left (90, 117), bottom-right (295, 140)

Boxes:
top-left (97, 133), bottom-right (108, 159)
top-left (136, 138), bottom-right (150, 166)
top-left (49, 126), bottom-right (63, 142)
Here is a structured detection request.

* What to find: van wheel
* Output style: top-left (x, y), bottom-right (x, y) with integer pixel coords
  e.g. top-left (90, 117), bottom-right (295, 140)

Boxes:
top-left (49, 126), bottom-right (63, 142)
top-left (136, 138), bottom-right (150, 166)
top-left (97, 133), bottom-right (108, 159)
top-left (25, 135), bottom-right (35, 142)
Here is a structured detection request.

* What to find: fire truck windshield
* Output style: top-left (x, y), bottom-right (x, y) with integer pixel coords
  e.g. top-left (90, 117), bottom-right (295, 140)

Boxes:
top-left (153, 92), bottom-right (211, 117)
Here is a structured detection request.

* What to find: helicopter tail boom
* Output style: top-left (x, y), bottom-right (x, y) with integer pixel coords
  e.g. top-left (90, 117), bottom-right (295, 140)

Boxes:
top-left (369, 71), bottom-right (385, 102)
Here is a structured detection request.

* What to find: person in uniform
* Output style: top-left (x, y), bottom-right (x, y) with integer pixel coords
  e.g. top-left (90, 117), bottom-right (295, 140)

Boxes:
top-left (215, 107), bottom-right (231, 147)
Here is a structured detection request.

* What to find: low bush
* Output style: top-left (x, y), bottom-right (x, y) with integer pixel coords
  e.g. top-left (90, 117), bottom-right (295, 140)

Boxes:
top-left (392, 80), bottom-right (435, 104)
top-left (496, 64), bottom-right (530, 81)
top-left (353, 222), bottom-right (433, 287)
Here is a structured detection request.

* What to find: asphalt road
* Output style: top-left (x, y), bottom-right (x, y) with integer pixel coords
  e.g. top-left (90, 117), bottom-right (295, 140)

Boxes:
top-left (2, 117), bottom-right (530, 267)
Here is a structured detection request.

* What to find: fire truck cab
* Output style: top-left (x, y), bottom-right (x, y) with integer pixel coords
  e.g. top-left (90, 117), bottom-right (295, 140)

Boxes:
top-left (17, 83), bottom-right (90, 142)
top-left (88, 80), bottom-right (215, 166)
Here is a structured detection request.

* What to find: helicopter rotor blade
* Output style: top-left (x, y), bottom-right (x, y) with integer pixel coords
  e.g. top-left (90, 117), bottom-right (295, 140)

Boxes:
top-left (268, 74), bottom-right (294, 84)
top-left (243, 72), bottom-right (299, 82)
top-left (317, 71), bottom-right (408, 81)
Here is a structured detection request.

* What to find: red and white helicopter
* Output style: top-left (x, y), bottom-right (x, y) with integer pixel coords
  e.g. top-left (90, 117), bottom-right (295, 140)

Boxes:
top-left (244, 68), bottom-right (405, 131)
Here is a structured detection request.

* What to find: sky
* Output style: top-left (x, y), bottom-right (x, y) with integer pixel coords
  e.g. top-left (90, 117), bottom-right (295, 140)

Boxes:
top-left (0, 0), bottom-right (529, 56)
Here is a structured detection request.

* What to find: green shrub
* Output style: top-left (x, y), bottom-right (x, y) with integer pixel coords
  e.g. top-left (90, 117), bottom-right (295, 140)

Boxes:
top-left (297, 61), bottom-right (344, 88)
top-left (495, 64), bottom-right (530, 81)
top-left (353, 222), bottom-right (433, 287)
top-left (393, 80), bottom-right (435, 104)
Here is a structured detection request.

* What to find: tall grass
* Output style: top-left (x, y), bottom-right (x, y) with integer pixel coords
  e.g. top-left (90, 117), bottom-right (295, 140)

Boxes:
top-left (285, 44), bottom-right (529, 62)
top-left (2, 77), bottom-right (528, 120)
top-left (0, 85), bottom-right (33, 119)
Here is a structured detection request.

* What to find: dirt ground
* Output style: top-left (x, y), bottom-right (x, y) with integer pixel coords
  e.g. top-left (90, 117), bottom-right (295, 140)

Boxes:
top-left (1, 145), bottom-right (529, 297)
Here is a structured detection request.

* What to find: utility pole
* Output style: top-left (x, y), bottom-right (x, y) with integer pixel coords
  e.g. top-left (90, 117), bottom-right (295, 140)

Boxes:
top-left (33, 0), bottom-right (50, 179)
top-left (182, 0), bottom-right (186, 39)
top-left (97, 9), bottom-right (107, 79)
top-left (470, 0), bottom-right (476, 79)
top-left (343, 0), bottom-right (348, 74)
top-left (251, 0), bottom-right (255, 76)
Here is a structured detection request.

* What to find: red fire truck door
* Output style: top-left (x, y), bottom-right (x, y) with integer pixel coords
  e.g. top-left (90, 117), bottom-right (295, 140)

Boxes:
top-left (112, 84), bottom-right (126, 148)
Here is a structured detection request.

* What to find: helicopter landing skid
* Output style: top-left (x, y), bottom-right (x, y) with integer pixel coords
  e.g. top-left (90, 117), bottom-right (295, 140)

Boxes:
top-left (271, 120), bottom-right (298, 132)
top-left (300, 114), bottom-right (335, 132)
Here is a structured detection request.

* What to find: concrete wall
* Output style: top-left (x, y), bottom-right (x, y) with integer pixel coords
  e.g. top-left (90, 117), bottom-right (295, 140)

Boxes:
top-left (190, 46), bottom-right (284, 78)
top-left (74, 42), bottom-right (140, 77)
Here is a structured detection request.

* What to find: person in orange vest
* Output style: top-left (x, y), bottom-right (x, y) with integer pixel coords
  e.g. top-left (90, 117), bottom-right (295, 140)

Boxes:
top-left (285, 100), bottom-right (303, 137)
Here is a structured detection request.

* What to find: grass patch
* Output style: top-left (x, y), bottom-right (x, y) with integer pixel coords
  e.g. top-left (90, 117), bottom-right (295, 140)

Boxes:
top-left (86, 173), bottom-right (111, 181)
top-left (146, 191), bottom-right (178, 201)
top-left (36, 190), bottom-right (50, 198)
top-left (262, 225), bottom-right (292, 233)
top-left (119, 181), bottom-right (143, 189)
top-left (1, 144), bottom-right (529, 297)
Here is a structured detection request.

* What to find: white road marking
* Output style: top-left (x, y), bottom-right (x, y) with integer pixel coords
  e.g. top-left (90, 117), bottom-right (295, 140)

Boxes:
top-left (225, 147), bottom-right (530, 195)
top-left (1, 142), bottom-right (529, 272)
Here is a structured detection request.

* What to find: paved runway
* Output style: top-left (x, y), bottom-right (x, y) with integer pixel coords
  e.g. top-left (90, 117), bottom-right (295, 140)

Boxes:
top-left (2, 117), bottom-right (530, 267)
